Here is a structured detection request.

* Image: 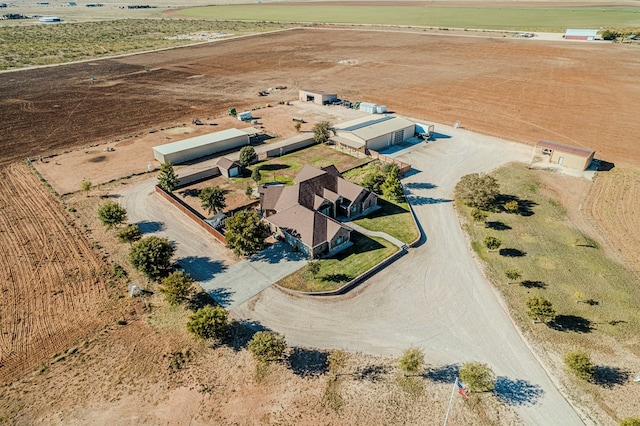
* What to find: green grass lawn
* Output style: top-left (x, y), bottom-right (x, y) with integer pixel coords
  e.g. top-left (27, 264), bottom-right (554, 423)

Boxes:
top-left (459, 164), bottom-right (639, 350)
top-left (179, 5), bottom-right (640, 32)
top-left (277, 232), bottom-right (398, 292)
top-left (353, 198), bottom-right (418, 244)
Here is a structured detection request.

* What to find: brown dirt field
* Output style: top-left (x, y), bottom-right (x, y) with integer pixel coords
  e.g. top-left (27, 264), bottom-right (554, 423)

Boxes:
top-left (2, 28), bottom-right (639, 170)
top-left (0, 163), bottom-right (113, 386)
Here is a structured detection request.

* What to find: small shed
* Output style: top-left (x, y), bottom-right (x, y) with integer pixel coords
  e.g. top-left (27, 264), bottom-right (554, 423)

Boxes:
top-left (534, 140), bottom-right (595, 171)
top-left (237, 111), bottom-right (252, 121)
top-left (299, 89), bottom-right (337, 105)
top-left (217, 157), bottom-right (242, 178)
top-left (564, 29), bottom-right (598, 41)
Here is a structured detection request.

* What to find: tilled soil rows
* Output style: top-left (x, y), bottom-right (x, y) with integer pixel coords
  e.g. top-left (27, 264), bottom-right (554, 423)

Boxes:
top-left (1, 27), bottom-right (639, 169)
top-left (0, 163), bottom-right (112, 384)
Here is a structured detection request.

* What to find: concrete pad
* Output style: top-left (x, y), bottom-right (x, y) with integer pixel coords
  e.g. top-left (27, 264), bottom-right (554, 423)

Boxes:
top-left (199, 242), bottom-right (307, 309)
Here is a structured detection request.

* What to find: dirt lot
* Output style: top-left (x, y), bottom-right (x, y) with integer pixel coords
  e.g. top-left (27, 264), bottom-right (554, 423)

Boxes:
top-left (0, 163), bottom-right (114, 386)
top-left (2, 27), bottom-right (639, 170)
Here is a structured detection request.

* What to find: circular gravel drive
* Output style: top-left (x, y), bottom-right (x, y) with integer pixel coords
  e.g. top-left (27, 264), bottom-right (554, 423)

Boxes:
top-left (232, 125), bottom-right (586, 425)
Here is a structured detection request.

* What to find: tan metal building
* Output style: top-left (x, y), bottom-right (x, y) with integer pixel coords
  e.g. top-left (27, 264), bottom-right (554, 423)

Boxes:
top-left (534, 140), bottom-right (595, 171)
top-left (332, 114), bottom-right (415, 153)
top-left (152, 128), bottom-right (250, 164)
top-left (299, 89), bottom-right (337, 105)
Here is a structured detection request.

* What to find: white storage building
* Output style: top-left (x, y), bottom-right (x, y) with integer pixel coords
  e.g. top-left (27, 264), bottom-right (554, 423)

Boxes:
top-left (332, 115), bottom-right (415, 153)
top-left (153, 128), bottom-right (250, 164)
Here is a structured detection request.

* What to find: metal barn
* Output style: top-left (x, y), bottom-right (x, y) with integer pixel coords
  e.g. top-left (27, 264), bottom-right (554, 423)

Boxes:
top-left (152, 128), bottom-right (250, 164)
top-left (534, 140), bottom-right (595, 171)
top-left (299, 89), bottom-right (338, 105)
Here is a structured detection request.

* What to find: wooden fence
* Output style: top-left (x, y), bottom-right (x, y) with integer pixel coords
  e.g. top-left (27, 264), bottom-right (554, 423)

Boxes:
top-left (368, 150), bottom-right (412, 175)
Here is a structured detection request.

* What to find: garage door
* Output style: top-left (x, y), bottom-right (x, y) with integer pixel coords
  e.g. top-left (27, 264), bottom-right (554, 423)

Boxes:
top-left (393, 130), bottom-right (404, 145)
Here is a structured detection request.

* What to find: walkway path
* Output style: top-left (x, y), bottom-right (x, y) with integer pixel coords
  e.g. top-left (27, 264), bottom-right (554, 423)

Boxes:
top-left (345, 221), bottom-right (407, 250)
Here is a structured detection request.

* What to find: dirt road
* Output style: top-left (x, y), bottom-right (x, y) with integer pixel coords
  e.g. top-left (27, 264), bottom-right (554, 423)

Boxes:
top-left (232, 126), bottom-right (587, 425)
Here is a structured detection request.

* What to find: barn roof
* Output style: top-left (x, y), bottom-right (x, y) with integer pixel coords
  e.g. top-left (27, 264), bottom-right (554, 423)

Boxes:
top-left (216, 157), bottom-right (240, 170)
top-left (536, 140), bottom-right (595, 158)
top-left (334, 115), bottom-right (414, 142)
top-left (301, 89), bottom-right (336, 96)
top-left (153, 128), bottom-right (248, 156)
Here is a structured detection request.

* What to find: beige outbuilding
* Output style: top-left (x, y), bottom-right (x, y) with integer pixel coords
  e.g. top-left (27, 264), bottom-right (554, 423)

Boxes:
top-left (299, 89), bottom-right (338, 105)
top-left (534, 140), bottom-right (595, 171)
top-left (332, 114), bottom-right (415, 153)
top-left (152, 128), bottom-right (251, 165)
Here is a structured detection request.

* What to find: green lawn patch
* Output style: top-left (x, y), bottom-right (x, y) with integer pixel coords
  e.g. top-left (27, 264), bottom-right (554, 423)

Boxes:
top-left (353, 198), bottom-right (418, 244)
top-left (458, 163), bottom-right (640, 350)
top-left (179, 5), bottom-right (640, 32)
top-left (277, 232), bottom-right (398, 292)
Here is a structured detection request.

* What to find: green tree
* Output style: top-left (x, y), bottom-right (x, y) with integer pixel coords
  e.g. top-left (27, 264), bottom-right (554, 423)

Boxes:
top-left (470, 208), bottom-right (490, 225)
top-left (245, 183), bottom-right (253, 199)
top-left (455, 173), bottom-right (500, 209)
top-left (381, 164), bottom-right (404, 202)
top-left (158, 162), bottom-right (179, 192)
top-left (160, 271), bottom-right (195, 306)
top-left (484, 235), bottom-right (502, 252)
top-left (187, 305), bottom-right (229, 341)
top-left (307, 260), bottom-right (321, 277)
top-left (225, 210), bottom-right (270, 256)
top-left (526, 296), bottom-right (556, 324)
top-left (505, 268), bottom-right (522, 285)
top-left (620, 418), bottom-right (640, 426)
top-left (398, 347), bottom-right (425, 376)
top-left (248, 331), bottom-right (287, 364)
top-left (81, 180), bottom-right (92, 193)
top-left (97, 201), bottom-right (127, 229)
top-left (563, 350), bottom-right (595, 381)
top-left (228, 107), bottom-right (237, 116)
top-left (504, 200), bottom-right (519, 214)
top-left (312, 121), bottom-right (332, 144)
top-left (294, 122), bottom-right (301, 132)
top-left (251, 166), bottom-right (262, 184)
top-left (116, 223), bottom-right (142, 243)
top-left (239, 146), bottom-right (258, 166)
top-left (199, 186), bottom-right (227, 215)
top-left (459, 362), bottom-right (496, 392)
top-left (129, 236), bottom-right (175, 280)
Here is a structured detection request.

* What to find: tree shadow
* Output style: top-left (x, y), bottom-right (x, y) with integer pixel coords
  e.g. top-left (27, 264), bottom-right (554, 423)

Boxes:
top-left (259, 163), bottom-right (290, 171)
top-left (548, 315), bottom-right (593, 333)
top-left (405, 195), bottom-right (452, 206)
top-left (179, 188), bottom-right (201, 198)
top-left (225, 319), bottom-right (269, 352)
top-left (321, 273), bottom-right (353, 283)
top-left (177, 256), bottom-right (226, 281)
top-left (99, 193), bottom-right (121, 199)
top-left (404, 182), bottom-right (437, 190)
top-left (486, 221), bottom-right (511, 231)
top-left (135, 220), bottom-right (165, 233)
top-left (425, 364), bottom-right (459, 383)
top-left (496, 194), bottom-right (537, 216)
top-left (592, 366), bottom-right (629, 388)
top-left (499, 248), bottom-right (527, 257)
top-left (186, 291), bottom-right (216, 311)
top-left (494, 377), bottom-right (544, 406)
top-left (288, 347), bottom-right (329, 377)
top-left (356, 364), bottom-right (387, 382)
top-left (207, 287), bottom-right (235, 308)
top-left (520, 280), bottom-right (547, 289)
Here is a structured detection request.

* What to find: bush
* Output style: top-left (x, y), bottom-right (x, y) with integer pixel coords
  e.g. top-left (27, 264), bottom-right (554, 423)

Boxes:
top-left (504, 200), bottom-right (519, 213)
top-left (459, 362), bottom-right (495, 392)
top-left (187, 305), bottom-right (229, 341)
top-left (248, 331), bottom-right (287, 364)
top-left (80, 180), bottom-right (92, 192)
top-left (129, 236), bottom-right (175, 280)
top-left (398, 347), bottom-right (425, 376)
top-left (455, 173), bottom-right (499, 209)
top-left (160, 271), bottom-right (195, 306)
top-left (526, 296), bottom-right (556, 323)
top-left (470, 208), bottom-right (489, 223)
top-left (116, 224), bottom-right (142, 243)
top-left (504, 268), bottom-right (522, 284)
top-left (484, 235), bottom-right (501, 251)
top-left (251, 166), bottom-right (262, 184)
top-left (621, 418), bottom-right (640, 426)
top-left (97, 201), bottom-right (127, 229)
top-left (564, 350), bottom-right (595, 381)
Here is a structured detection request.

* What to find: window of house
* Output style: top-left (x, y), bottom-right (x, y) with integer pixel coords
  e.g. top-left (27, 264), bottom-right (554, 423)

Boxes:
top-left (336, 236), bottom-right (344, 245)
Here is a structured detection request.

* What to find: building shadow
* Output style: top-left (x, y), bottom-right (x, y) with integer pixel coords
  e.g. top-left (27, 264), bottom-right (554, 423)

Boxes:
top-left (135, 220), bottom-right (165, 233)
top-left (425, 364), bottom-right (459, 383)
top-left (494, 377), bottom-right (544, 406)
top-left (592, 366), bottom-right (629, 388)
top-left (177, 256), bottom-right (226, 281)
top-left (288, 347), bottom-right (329, 377)
top-left (594, 159), bottom-right (615, 172)
top-left (429, 132), bottom-right (452, 140)
top-left (548, 315), bottom-right (593, 333)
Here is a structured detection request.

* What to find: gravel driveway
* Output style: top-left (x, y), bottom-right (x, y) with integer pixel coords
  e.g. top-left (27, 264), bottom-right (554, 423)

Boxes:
top-left (232, 125), bottom-right (587, 425)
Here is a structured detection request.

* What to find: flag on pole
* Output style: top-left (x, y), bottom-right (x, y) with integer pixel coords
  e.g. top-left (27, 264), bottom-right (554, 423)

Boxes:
top-left (456, 379), bottom-right (469, 398)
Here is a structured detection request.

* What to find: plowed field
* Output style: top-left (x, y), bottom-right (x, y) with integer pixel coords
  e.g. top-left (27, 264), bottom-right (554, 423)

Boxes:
top-left (0, 163), bottom-right (111, 384)
top-left (1, 28), bottom-right (639, 168)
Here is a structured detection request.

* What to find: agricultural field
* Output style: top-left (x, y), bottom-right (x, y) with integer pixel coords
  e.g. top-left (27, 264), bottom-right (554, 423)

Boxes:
top-left (177, 4), bottom-right (640, 31)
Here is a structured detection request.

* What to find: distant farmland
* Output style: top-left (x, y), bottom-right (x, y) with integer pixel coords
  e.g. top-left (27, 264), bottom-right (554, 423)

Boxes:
top-left (177, 5), bottom-right (640, 31)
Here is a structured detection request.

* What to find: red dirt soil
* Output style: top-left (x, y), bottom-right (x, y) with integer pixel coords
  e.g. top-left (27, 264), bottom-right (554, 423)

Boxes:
top-left (0, 163), bottom-right (113, 385)
top-left (1, 28), bottom-right (639, 169)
